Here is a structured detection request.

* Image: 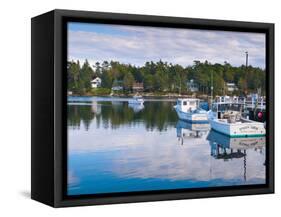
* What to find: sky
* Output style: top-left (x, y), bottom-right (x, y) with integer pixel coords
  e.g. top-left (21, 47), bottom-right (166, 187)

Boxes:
top-left (67, 22), bottom-right (266, 69)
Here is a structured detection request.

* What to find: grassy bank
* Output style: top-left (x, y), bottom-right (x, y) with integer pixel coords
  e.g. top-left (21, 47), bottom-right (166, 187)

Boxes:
top-left (69, 88), bottom-right (213, 100)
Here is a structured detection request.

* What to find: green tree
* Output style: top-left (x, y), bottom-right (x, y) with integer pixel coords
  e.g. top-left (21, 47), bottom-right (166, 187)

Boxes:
top-left (144, 74), bottom-right (154, 91)
top-left (123, 72), bottom-right (134, 90)
top-left (68, 60), bottom-right (81, 94)
top-left (80, 60), bottom-right (93, 93)
top-left (238, 77), bottom-right (247, 94)
top-left (94, 62), bottom-right (102, 77)
top-left (101, 70), bottom-right (114, 88)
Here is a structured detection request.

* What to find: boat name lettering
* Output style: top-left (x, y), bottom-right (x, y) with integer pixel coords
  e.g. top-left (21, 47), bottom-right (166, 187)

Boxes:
top-left (239, 126), bottom-right (259, 131)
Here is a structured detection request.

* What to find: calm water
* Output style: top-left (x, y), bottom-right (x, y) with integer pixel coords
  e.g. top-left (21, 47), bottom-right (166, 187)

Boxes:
top-left (67, 96), bottom-right (266, 196)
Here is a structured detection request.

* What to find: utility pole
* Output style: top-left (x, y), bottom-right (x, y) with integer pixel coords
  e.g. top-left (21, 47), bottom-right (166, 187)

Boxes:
top-left (245, 51), bottom-right (248, 96)
top-left (245, 51), bottom-right (248, 68)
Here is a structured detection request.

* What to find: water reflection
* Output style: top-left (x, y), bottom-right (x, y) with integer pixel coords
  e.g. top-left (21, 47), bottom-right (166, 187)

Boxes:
top-left (207, 130), bottom-right (265, 181)
top-left (68, 100), bottom-right (177, 132)
top-left (67, 97), bottom-right (266, 196)
top-left (207, 130), bottom-right (265, 157)
top-left (176, 120), bottom-right (210, 145)
top-left (128, 103), bottom-right (145, 113)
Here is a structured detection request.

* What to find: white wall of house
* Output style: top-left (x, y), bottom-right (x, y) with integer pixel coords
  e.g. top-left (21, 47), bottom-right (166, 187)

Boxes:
top-left (91, 77), bottom-right (102, 88)
top-left (226, 82), bottom-right (237, 92)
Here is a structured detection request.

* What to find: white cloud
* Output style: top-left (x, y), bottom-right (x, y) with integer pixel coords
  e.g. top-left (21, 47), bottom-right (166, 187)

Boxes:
top-left (68, 24), bottom-right (266, 68)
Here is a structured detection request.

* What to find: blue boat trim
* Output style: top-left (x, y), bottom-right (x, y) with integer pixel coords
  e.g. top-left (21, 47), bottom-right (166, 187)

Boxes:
top-left (178, 118), bottom-right (210, 124)
top-left (212, 128), bottom-right (266, 138)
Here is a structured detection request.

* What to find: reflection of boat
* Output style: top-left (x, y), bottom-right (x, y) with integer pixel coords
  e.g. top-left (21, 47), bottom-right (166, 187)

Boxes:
top-left (128, 103), bottom-right (145, 112)
top-left (91, 101), bottom-right (101, 114)
top-left (207, 130), bottom-right (265, 160)
top-left (176, 120), bottom-right (209, 145)
top-left (208, 97), bottom-right (265, 137)
top-left (174, 98), bottom-right (208, 123)
top-left (207, 130), bottom-right (265, 150)
top-left (128, 95), bottom-right (144, 105)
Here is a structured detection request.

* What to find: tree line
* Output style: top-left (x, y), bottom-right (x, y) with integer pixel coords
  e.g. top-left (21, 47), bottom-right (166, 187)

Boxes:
top-left (67, 59), bottom-right (265, 96)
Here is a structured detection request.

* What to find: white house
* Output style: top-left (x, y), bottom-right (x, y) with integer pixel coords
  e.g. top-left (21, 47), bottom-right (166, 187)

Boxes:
top-left (226, 82), bottom-right (238, 92)
top-left (186, 79), bottom-right (199, 92)
top-left (91, 77), bottom-right (102, 88)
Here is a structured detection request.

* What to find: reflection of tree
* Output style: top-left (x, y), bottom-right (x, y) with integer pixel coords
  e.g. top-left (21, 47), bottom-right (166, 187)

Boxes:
top-left (67, 105), bottom-right (95, 130)
top-left (142, 102), bottom-right (177, 131)
top-left (67, 101), bottom-right (178, 131)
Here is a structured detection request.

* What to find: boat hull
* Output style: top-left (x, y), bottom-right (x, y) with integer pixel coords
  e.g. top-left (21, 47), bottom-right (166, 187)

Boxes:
top-left (175, 107), bottom-right (208, 123)
top-left (210, 118), bottom-right (265, 137)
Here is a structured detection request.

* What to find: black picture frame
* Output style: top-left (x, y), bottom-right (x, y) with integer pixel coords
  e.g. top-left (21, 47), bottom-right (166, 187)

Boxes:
top-left (31, 9), bottom-right (274, 207)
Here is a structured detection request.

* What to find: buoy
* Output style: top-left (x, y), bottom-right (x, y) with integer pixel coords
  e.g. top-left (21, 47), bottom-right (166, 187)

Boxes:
top-left (258, 112), bottom-right (263, 119)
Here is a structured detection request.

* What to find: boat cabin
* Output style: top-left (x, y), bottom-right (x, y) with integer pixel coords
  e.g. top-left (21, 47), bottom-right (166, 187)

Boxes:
top-left (176, 98), bottom-right (200, 112)
top-left (211, 101), bottom-right (245, 122)
top-left (211, 101), bottom-right (244, 113)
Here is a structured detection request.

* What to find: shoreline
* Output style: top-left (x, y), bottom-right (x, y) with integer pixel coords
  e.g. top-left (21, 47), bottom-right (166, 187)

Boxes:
top-left (68, 93), bottom-right (211, 100)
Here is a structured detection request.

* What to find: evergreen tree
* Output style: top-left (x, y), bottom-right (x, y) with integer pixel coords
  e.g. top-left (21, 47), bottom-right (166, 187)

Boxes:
top-left (123, 72), bottom-right (134, 90)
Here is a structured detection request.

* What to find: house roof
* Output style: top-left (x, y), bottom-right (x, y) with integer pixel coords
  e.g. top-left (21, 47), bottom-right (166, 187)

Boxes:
top-left (92, 77), bottom-right (101, 81)
top-left (132, 82), bottom-right (144, 88)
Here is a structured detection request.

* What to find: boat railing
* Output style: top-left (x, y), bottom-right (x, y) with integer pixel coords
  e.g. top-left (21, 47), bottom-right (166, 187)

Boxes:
top-left (244, 100), bottom-right (266, 110)
top-left (214, 96), bottom-right (266, 110)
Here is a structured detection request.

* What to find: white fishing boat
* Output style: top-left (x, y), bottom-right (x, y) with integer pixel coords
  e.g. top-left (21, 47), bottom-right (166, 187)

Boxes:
top-left (208, 97), bottom-right (265, 137)
top-left (128, 95), bottom-right (144, 105)
top-left (174, 98), bottom-right (208, 123)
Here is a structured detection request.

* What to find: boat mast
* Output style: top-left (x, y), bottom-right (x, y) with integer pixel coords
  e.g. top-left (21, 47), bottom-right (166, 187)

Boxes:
top-left (211, 70), bottom-right (213, 104)
top-left (245, 51), bottom-right (248, 96)
top-left (245, 51), bottom-right (248, 68)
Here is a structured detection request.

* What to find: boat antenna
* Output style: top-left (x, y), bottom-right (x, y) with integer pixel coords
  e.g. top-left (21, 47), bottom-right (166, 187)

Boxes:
top-left (211, 70), bottom-right (213, 104)
top-left (244, 51), bottom-right (248, 96)
top-left (245, 51), bottom-right (248, 68)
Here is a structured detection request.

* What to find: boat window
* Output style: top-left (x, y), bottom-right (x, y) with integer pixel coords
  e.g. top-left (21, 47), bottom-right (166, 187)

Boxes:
top-left (183, 101), bottom-right (187, 105)
top-left (218, 104), bottom-right (226, 112)
top-left (216, 103), bottom-right (243, 112)
top-left (212, 104), bottom-right (217, 111)
top-left (189, 101), bottom-right (195, 106)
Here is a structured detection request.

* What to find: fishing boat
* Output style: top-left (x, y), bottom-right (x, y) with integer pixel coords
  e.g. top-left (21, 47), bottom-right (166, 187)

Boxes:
top-left (174, 98), bottom-right (208, 123)
top-left (128, 95), bottom-right (144, 105)
top-left (208, 97), bottom-right (265, 137)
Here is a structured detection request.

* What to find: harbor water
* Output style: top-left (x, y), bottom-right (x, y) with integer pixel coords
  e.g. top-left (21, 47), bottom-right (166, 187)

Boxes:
top-left (67, 96), bottom-right (266, 196)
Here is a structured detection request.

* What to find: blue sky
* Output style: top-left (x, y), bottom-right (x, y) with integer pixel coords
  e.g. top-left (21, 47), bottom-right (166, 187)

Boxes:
top-left (67, 22), bottom-right (266, 69)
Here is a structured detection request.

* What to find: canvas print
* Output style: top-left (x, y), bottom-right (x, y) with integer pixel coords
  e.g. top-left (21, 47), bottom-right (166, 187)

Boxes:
top-left (67, 22), bottom-right (266, 196)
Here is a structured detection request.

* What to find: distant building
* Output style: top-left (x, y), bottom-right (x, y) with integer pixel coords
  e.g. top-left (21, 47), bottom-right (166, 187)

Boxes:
top-left (111, 80), bottom-right (123, 91)
top-left (226, 82), bottom-right (238, 92)
top-left (132, 82), bottom-right (144, 92)
top-left (91, 77), bottom-right (102, 88)
top-left (112, 86), bottom-right (123, 91)
top-left (186, 79), bottom-right (199, 92)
